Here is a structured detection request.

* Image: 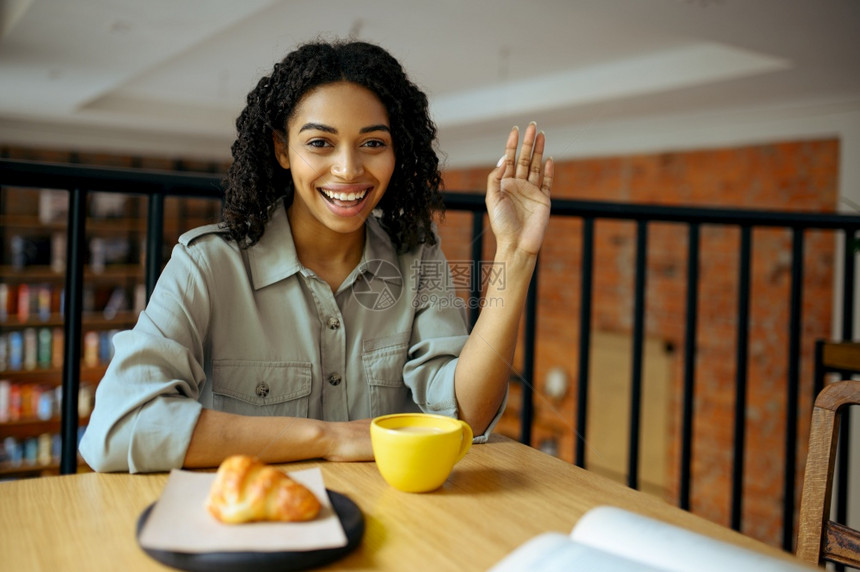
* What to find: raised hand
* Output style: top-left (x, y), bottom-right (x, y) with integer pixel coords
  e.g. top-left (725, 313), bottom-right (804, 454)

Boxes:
top-left (486, 122), bottom-right (553, 256)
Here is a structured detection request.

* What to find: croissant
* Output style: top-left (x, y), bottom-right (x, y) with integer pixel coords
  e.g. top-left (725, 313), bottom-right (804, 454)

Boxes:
top-left (206, 455), bottom-right (321, 524)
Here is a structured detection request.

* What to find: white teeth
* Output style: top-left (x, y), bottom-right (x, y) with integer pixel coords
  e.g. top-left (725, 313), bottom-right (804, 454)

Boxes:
top-left (322, 188), bottom-right (367, 201)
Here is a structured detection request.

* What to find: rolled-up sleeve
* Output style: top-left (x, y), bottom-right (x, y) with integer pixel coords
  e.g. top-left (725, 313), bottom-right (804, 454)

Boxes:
top-left (79, 241), bottom-right (211, 473)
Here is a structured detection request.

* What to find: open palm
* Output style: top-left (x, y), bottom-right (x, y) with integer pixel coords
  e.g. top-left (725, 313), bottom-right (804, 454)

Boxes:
top-left (486, 123), bottom-right (553, 255)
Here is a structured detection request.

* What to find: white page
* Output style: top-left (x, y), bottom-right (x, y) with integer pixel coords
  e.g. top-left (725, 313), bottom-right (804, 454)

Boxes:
top-left (490, 532), bottom-right (665, 572)
top-left (570, 506), bottom-right (812, 572)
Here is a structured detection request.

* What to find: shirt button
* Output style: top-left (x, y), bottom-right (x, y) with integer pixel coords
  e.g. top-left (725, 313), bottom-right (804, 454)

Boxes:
top-left (255, 382), bottom-right (270, 398)
top-left (327, 316), bottom-right (341, 330)
top-left (328, 374), bottom-right (342, 386)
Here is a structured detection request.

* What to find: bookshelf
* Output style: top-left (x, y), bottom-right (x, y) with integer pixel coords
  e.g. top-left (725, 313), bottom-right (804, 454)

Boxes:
top-left (0, 185), bottom-right (220, 478)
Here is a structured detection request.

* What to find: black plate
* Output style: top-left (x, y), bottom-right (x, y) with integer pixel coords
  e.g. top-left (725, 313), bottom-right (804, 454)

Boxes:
top-left (136, 490), bottom-right (364, 572)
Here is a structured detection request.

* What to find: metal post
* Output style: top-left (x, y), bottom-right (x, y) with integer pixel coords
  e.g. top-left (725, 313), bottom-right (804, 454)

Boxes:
top-left (680, 223), bottom-right (701, 510)
top-left (60, 187), bottom-right (86, 474)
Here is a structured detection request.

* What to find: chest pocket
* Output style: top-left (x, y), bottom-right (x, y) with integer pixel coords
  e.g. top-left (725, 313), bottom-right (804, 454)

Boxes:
top-left (211, 360), bottom-right (312, 417)
top-left (362, 332), bottom-right (418, 417)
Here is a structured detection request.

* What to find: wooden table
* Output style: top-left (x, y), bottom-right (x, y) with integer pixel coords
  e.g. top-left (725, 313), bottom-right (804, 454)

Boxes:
top-left (0, 434), bottom-right (806, 571)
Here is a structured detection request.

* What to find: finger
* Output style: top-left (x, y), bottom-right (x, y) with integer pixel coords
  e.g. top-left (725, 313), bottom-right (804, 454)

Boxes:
top-left (487, 154), bottom-right (505, 193)
top-left (503, 126), bottom-right (519, 178)
top-left (541, 157), bottom-right (554, 196)
top-left (515, 122), bottom-right (538, 179)
top-left (489, 126), bottom-right (520, 197)
top-left (528, 130), bottom-right (546, 187)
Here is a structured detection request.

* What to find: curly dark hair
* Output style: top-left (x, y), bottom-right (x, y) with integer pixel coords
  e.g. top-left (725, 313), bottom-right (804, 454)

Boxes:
top-left (222, 39), bottom-right (445, 252)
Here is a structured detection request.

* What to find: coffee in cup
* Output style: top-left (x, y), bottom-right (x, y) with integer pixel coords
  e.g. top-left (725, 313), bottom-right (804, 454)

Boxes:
top-left (370, 413), bottom-right (473, 493)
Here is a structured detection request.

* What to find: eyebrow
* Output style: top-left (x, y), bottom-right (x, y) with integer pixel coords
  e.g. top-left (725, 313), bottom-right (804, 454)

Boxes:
top-left (298, 122), bottom-right (390, 134)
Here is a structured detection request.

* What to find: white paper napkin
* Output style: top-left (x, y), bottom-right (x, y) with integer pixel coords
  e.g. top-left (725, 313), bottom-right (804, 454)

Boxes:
top-left (138, 467), bottom-right (348, 553)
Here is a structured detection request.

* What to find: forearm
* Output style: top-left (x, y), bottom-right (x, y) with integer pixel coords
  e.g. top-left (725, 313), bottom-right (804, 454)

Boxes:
top-left (183, 409), bottom-right (373, 468)
top-left (454, 247), bottom-right (537, 434)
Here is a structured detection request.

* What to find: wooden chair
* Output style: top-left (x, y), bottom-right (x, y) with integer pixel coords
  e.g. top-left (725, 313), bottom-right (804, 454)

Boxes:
top-left (815, 340), bottom-right (860, 555)
top-left (816, 342), bottom-right (860, 389)
top-left (796, 379), bottom-right (860, 567)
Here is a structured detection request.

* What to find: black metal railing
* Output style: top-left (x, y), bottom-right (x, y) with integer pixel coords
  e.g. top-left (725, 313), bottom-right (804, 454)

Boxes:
top-left (1, 158), bottom-right (858, 554)
top-left (443, 193), bottom-right (860, 552)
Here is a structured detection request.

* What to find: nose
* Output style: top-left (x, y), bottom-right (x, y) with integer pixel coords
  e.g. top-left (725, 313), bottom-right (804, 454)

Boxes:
top-left (331, 148), bottom-right (364, 180)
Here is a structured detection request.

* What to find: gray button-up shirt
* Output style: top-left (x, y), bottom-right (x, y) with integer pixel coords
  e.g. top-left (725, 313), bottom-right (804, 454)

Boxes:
top-left (79, 200), bottom-right (499, 473)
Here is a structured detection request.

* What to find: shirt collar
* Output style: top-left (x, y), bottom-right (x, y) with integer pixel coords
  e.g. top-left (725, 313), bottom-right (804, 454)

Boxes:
top-left (357, 215), bottom-right (402, 284)
top-left (246, 199), bottom-right (302, 290)
top-left (247, 201), bottom-right (403, 290)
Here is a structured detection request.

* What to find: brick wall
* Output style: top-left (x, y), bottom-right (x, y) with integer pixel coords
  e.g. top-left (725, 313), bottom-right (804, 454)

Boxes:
top-left (439, 138), bottom-right (840, 548)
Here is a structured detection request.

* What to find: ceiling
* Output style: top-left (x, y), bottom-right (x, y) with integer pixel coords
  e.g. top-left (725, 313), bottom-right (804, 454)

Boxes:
top-left (1, 0), bottom-right (859, 169)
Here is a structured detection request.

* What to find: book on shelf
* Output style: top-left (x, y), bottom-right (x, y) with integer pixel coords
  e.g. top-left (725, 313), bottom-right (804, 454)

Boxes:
top-left (0, 379), bottom-right (94, 423)
top-left (490, 506), bottom-right (813, 572)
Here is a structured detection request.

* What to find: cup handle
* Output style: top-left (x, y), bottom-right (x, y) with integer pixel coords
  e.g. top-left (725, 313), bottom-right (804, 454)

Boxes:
top-left (455, 420), bottom-right (473, 463)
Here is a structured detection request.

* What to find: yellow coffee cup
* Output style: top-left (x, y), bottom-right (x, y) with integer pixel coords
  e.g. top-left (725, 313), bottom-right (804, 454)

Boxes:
top-left (371, 413), bottom-right (473, 493)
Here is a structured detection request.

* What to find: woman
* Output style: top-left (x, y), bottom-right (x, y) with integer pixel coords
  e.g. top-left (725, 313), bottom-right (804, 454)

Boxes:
top-left (79, 40), bottom-right (552, 473)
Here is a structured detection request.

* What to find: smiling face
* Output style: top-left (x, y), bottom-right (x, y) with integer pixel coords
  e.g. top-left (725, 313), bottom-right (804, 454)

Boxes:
top-left (273, 81), bottom-right (395, 241)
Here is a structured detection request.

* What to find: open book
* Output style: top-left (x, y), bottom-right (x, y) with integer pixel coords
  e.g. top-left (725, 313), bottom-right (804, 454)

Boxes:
top-left (490, 506), bottom-right (813, 571)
